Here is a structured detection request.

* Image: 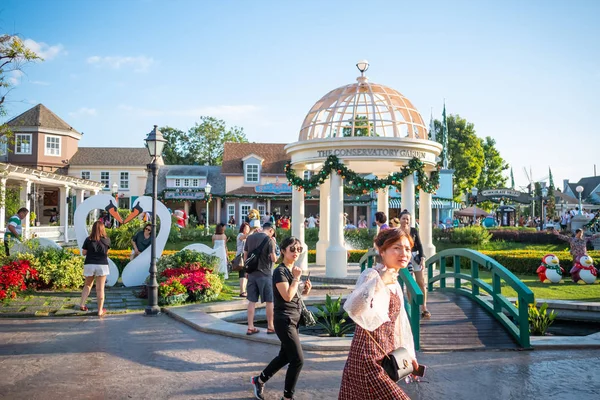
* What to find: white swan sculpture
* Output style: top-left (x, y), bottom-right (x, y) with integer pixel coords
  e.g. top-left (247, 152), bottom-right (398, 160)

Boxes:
top-left (120, 196), bottom-right (171, 287)
top-left (74, 194), bottom-right (124, 287)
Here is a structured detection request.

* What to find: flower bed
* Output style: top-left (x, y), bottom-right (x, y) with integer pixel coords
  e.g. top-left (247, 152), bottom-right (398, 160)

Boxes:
top-left (0, 260), bottom-right (38, 300)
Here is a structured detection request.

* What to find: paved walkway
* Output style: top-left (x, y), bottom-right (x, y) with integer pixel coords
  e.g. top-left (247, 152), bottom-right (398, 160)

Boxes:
top-left (1, 314), bottom-right (599, 400)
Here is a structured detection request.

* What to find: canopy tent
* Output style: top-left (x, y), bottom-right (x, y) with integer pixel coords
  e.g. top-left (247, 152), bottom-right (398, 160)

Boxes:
top-left (455, 206), bottom-right (490, 218)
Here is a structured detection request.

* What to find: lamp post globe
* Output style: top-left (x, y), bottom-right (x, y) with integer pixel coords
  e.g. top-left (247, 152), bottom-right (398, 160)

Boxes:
top-left (204, 183), bottom-right (212, 235)
top-left (144, 125), bottom-right (166, 316)
top-left (576, 185), bottom-right (584, 215)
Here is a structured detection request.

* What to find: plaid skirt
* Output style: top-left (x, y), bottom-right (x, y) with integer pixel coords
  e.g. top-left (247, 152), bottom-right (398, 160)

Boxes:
top-left (338, 292), bottom-right (410, 400)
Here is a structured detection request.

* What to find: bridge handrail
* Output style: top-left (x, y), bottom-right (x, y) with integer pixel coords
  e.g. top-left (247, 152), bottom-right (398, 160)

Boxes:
top-left (359, 250), bottom-right (424, 351)
top-left (426, 248), bottom-right (535, 348)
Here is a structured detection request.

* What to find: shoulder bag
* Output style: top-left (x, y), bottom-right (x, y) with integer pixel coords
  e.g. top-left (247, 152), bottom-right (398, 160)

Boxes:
top-left (231, 254), bottom-right (244, 272)
top-left (364, 330), bottom-right (413, 382)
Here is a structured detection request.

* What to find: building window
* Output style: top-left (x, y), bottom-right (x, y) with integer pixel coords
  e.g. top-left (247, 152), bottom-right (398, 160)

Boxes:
top-left (184, 178), bottom-right (190, 187)
top-left (304, 171), bottom-right (312, 180)
top-left (258, 204), bottom-right (266, 217)
top-left (120, 172), bottom-right (129, 190)
top-left (227, 204), bottom-right (235, 223)
top-left (240, 204), bottom-right (252, 222)
top-left (119, 197), bottom-right (130, 209)
top-left (192, 179), bottom-right (199, 187)
top-left (81, 171), bottom-right (91, 180)
top-left (174, 179), bottom-right (181, 187)
top-left (45, 135), bottom-right (61, 156)
top-left (100, 171), bottom-right (110, 190)
top-left (246, 164), bottom-right (259, 183)
top-left (0, 136), bottom-right (7, 156)
top-left (15, 134), bottom-right (32, 154)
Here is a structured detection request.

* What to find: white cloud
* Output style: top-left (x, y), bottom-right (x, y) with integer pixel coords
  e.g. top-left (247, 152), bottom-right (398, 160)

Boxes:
top-left (68, 107), bottom-right (97, 118)
top-left (117, 104), bottom-right (261, 119)
top-left (7, 70), bottom-right (24, 86)
top-left (87, 55), bottom-right (155, 72)
top-left (23, 39), bottom-right (66, 60)
top-left (30, 80), bottom-right (50, 86)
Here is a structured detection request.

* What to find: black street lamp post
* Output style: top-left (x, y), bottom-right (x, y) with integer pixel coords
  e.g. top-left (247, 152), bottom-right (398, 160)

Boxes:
top-left (540, 186), bottom-right (548, 231)
top-left (145, 125), bottom-right (166, 316)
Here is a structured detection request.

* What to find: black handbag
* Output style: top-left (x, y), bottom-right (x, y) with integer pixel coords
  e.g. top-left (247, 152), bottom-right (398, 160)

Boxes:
top-left (365, 330), bottom-right (413, 382)
top-left (299, 297), bottom-right (316, 327)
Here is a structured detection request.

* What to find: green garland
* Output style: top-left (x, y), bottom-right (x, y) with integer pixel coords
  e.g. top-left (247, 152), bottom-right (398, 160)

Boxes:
top-left (285, 155), bottom-right (441, 194)
top-left (583, 211), bottom-right (600, 229)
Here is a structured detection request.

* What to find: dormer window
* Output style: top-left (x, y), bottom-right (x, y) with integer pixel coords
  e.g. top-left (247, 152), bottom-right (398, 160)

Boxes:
top-left (246, 164), bottom-right (259, 183)
top-left (175, 179), bottom-right (181, 187)
top-left (15, 134), bottom-right (32, 155)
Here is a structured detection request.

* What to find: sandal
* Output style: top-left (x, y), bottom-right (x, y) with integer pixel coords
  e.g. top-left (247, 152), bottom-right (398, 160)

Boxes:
top-left (421, 310), bottom-right (431, 318)
top-left (98, 308), bottom-right (107, 318)
top-left (246, 327), bottom-right (260, 335)
top-left (79, 305), bottom-right (88, 312)
top-left (239, 292), bottom-right (247, 298)
top-left (267, 328), bottom-right (276, 335)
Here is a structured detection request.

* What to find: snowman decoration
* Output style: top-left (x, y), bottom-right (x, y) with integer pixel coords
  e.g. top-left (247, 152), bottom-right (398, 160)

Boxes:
top-left (536, 254), bottom-right (564, 284)
top-left (570, 255), bottom-right (598, 284)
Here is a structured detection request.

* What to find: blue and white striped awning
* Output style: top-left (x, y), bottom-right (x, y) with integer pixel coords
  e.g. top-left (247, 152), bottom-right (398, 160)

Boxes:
top-left (388, 198), bottom-right (462, 209)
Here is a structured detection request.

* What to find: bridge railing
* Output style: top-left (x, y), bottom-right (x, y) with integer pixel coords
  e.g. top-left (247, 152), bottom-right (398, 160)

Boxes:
top-left (426, 248), bottom-right (535, 348)
top-left (359, 250), bottom-right (424, 351)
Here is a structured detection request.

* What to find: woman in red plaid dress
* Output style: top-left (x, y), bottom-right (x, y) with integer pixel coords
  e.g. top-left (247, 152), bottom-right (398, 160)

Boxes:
top-left (339, 229), bottom-right (419, 400)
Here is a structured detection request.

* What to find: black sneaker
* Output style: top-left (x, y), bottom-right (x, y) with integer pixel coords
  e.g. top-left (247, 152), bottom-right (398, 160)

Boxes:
top-left (250, 376), bottom-right (264, 400)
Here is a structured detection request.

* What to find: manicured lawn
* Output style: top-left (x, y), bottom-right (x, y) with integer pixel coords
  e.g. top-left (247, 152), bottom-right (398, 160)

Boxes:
top-left (434, 241), bottom-right (569, 253)
top-left (458, 269), bottom-right (600, 302)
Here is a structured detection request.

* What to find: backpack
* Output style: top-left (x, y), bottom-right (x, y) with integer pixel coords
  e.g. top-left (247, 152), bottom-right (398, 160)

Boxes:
top-left (245, 236), bottom-right (270, 273)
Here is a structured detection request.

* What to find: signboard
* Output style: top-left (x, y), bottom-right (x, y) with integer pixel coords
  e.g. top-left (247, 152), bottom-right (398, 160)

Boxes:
top-left (316, 148), bottom-right (427, 159)
top-left (481, 189), bottom-right (521, 198)
top-left (478, 188), bottom-right (532, 204)
top-left (255, 182), bottom-right (292, 194)
top-left (164, 191), bottom-right (206, 200)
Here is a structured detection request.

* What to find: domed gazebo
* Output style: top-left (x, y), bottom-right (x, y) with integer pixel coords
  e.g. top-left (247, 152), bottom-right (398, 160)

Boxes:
top-left (285, 61), bottom-right (442, 277)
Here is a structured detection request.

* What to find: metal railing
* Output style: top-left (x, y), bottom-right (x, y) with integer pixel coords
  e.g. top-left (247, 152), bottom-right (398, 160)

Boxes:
top-left (359, 250), bottom-right (424, 351)
top-left (426, 248), bottom-right (535, 348)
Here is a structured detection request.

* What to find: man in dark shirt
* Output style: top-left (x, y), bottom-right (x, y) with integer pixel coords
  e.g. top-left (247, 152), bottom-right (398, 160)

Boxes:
top-left (244, 222), bottom-right (278, 335)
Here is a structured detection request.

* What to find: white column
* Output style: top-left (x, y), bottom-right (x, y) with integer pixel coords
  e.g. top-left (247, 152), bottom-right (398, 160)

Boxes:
top-left (75, 189), bottom-right (85, 208)
top-left (419, 179), bottom-right (435, 258)
top-left (0, 178), bottom-right (6, 232)
top-left (291, 167), bottom-right (307, 270)
top-left (267, 199), bottom-right (271, 214)
top-left (316, 177), bottom-right (330, 265)
top-left (326, 172), bottom-right (347, 277)
top-left (19, 180), bottom-right (31, 239)
top-left (401, 174), bottom-right (416, 227)
top-left (59, 186), bottom-right (70, 242)
top-left (376, 186), bottom-right (389, 231)
top-left (353, 205), bottom-right (358, 227)
top-left (215, 197), bottom-right (222, 224)
top-left (92, 190), bottom-right (99, 222)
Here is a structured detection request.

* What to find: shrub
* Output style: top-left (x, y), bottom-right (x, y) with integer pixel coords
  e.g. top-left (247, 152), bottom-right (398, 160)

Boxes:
top-left (158, 277), bottom-right (188, 305)
top-left (106, 219), bottom-right (146, 250)
top-left (156, 249), bottom-right (220, 276)
top-left (528, 302), bottom-right (557, 336)
top-left (0, 260), bottom-right (38, 300)
top-left (315, 294), bottom-right (354, 337)
top-left (488, 230), bottom-right (564, 244)
top-left (20, 248), bottom-right (85, 290)
top-left (344, 228), bottom-right (378, 249)
top-left (449, 226), bottom-right (492, 245)
top-left (196, 273), bottom-right (223, 302)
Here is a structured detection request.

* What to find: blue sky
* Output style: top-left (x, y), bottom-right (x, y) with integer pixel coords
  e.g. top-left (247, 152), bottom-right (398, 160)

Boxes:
top-left (2, 0), bottom-right (599, 190)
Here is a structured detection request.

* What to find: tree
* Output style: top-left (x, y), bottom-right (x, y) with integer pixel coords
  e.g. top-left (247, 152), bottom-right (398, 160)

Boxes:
top-left (159, 126), bottom-right (190, 165)
top-left (477, 136), bottom-right (509, 190)
top-left (342, 115), bottom-right (373, 137)
top-left (434, 114), bottom-right (484, 200)
top-left (187, 116), bottom-right (247, 165)
top-left (1, 34), bottom-right (41, 124)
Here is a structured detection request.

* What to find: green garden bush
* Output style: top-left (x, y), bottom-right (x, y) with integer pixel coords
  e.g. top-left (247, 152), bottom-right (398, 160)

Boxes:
top-left (14, 248), bottom-right (85, 289)
top-left (156, 249), bottom-right (220, 276)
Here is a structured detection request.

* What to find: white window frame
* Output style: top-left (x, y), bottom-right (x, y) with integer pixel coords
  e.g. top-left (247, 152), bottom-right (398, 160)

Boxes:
top-left (100, 171), bottom-right (110, 190)
top-left (245, 164), bottom-right (259, 183)
top-left (175, 179), bottom-right (181, 187)
top-left (44, 135), bottom-right (61, 156)
top-left (119, 171), bottom-right (129, 190)
top-left (184, 178), bottom-right (190, 187)
top-left (81, 171), bottom-right (91, 180)
top-left (240, 203), bottom-right (252, 223)
top-left (258, 204), bottom-right (266, 217)
top-left (303, 171), bottom-right (312, 180)
top-left (192, 179), bottom-right (199, 187)
top-left (15, 134), bottom-right (32, 155)
top-left (227, 204), bottom-right (235, 223)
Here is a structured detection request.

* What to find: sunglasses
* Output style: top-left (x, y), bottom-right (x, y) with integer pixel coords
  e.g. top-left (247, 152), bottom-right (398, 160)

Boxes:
top-left (288, 246), bottom-right (303, 253)
top-left (145, 228), bottom-right (152, 231)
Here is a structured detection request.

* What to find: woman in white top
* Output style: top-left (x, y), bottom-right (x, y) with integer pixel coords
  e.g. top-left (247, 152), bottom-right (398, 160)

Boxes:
top-left (212, 223), bottom-right (229, 279)
top-left (236, 222), bottom-right (251, 297)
